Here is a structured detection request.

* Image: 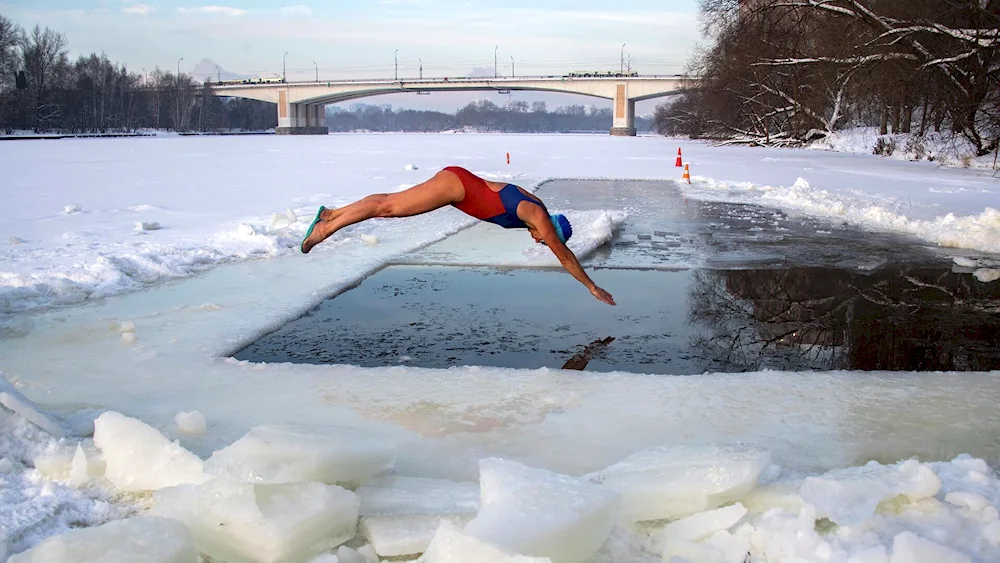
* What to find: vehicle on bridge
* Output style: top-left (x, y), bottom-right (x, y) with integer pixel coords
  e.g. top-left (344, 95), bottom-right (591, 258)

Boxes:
top-left (566, 70), bottom-right (639, 78)
top-left (215, 77), bottom-right (287, 86)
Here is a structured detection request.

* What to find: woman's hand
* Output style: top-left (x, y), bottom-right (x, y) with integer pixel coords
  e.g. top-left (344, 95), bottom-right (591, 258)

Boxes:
top-left (590, 286), bottom-right (616, 306)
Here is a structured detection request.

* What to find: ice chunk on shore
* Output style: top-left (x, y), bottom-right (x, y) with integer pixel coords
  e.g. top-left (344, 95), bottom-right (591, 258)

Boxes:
top-left (8, 516), bottom-right (196, 563)
top-left (659, 503), bottom-right (750, 563)
top-left (362, 514), bottom-right (474, 557)
top-left (890, 531), bottom-right (970, 563)
top-left (661, 502), bottom-right (748, 543)
top-left (204, 424), bottom-right (394, 485)
top-left (661, 530), bottom-right (750, 563)
top-left (0, 373), bottom-right (65, 438)
top-left (355, 476), bottom-right (481, 557)
top-left (336, 544), bottom-right (378, 563)
top-left (174, 410), bottom-right (207, 436)
top-left (849, 546), bottom-right (888, 563)
top-left (93, 411), bottom-right (209, 491)
top-left (420, 521), bottom-right (551, 563)
top-left (974, 268), bottom-right (1000, 283)
top-left (738, 481), bottom-right (808, 514)
top-left (800, 459), bottom-right (941, 526)
top-left (134, 221), bottom-right (162, 231)
top-left (270, 209), bottom-right (298, 229)
top-left (34, 445), bottom-right (77, 480)
top-left (953, 256), bottom-right (979, 268)
top-left (357, 476), bottom-right (480, 516)
top-left (35, 443), bottom-right (106, 486)
top-left (585, 443), bottom-right (771, 522)
top-left (463, 458), bottom-right (618, 563)
top-left (152, 479), bottom-right (359, 563)
top-left (945, 491), bottom-right (991, 514)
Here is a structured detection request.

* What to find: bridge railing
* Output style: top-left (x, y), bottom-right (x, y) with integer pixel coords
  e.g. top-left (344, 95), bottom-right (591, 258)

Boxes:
top-left (211, 74), bottom-right (688, 87)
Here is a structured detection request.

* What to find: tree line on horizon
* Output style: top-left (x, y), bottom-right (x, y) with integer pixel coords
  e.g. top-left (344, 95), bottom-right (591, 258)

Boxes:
top-left (654, 0), bottom-right (1000, 156)
top-left (327, 101), bottom-right (654, 133)
top-left (0, 15), bottom-right (274, 133)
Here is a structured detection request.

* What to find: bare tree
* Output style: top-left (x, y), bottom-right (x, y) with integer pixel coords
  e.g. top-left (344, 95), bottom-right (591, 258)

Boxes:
top-left (169, 71), bottom-right (197, 131)
top-left (659, 0), bottom-right (1000, 154)
top-left (0, 14), bottom-right (22, 131)
top-left (18, 24), bottom-right (68, 131)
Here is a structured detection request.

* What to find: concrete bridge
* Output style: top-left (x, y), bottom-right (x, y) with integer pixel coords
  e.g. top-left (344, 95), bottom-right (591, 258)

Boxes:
top-left (209, 75), bottom-right (689, 136)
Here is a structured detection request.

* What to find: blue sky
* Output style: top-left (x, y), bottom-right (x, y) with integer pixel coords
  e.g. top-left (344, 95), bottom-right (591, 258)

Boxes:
top-left (2, 0), bottom-right (703, 112)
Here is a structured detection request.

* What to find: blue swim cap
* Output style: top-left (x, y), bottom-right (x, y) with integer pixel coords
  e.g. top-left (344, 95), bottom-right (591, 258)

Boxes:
top-left (550, 213), bottom-right (573, 243)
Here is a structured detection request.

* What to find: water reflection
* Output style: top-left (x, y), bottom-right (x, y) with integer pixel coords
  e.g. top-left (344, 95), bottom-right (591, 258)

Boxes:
top-left (690, 266), bottom-right (1000, 372)
top-left (234, 264), bottom-right (1000, 375)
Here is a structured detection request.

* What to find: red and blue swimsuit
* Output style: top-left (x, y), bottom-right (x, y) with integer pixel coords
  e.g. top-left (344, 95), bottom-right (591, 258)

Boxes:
top-left (445, 166), bottom-right (543, 228)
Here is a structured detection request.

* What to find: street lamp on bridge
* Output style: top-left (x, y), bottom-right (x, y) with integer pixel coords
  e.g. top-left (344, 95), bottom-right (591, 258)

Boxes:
top-left (494, 45), bottom-right (498, 78)
top-left (510, 56), bottom-right (514, 78)
top-left (394, 49), bottom-right (399, 81)
top-left (177, 57), bottom-right (183, 78)
top-left (313, 61), bottom-right (318, 82)
top-left (283, 52), bottom-right (289, 82)
top-left (419, 58), bottom-right (423, 79)
top-left (215, 65), bottom-right (221, 82)
top-left (621, 43), bottom-right (626, 73)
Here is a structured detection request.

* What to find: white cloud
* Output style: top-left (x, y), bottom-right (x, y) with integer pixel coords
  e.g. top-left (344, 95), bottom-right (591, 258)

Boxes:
top-left (280, 5), bottom-right (313, 16)
top-left (177, 6), bottom-right (247, 16)
top-left (123, 4), bottom-right (153, 15)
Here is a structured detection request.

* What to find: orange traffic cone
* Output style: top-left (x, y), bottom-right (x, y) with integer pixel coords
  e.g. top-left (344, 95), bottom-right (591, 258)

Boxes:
top-left (675, 148), bottom-right (683, 167)
top-left (682, 164), bottom-right (691, 184)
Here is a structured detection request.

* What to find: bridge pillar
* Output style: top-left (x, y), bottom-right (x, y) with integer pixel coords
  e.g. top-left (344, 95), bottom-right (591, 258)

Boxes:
top-left (275, 91), bottom-right (328, 135)
top-left (610, 83), bottom-right (636, 136)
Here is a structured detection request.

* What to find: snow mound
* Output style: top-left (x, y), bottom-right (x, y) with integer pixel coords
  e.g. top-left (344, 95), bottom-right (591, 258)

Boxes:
top-left (799, 459), bottom-right (941, 526)
top-left (685, 176), bottom-right (1000, 254)
top-left (891, 531), bottom-right (970, 563)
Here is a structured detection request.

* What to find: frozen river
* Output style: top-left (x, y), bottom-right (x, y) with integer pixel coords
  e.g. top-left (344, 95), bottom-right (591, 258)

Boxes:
top-left (2, 134), bottom-right (1000, 561)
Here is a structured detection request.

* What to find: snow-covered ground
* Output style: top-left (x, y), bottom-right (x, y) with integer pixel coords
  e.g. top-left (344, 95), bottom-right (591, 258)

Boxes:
top-left (811, 126), bottom-right (1000, 170)
top-left (1, 133), bottom-right (999, 562)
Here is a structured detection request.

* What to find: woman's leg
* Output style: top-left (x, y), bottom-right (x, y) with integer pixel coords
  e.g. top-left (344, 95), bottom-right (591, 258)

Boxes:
top-left (301, 169), bottom-right (465, 253)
